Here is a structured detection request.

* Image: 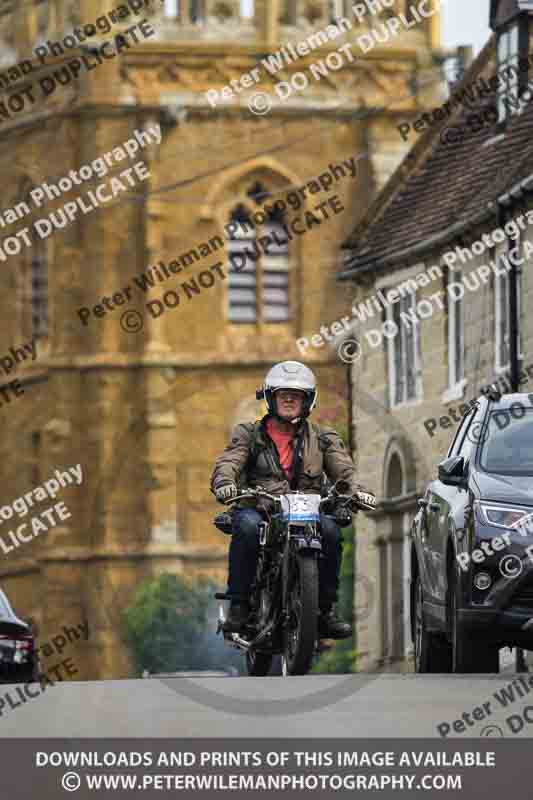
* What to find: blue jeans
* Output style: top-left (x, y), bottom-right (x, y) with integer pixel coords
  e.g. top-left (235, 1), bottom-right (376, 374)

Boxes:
top-left (227, 508), bottom-right (343, 610)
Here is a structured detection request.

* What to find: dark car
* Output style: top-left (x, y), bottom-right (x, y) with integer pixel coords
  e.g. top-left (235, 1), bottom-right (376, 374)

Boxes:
top-left (0, 590), bottom-right (38, 683)
top-left (411, 390), bottom-right (533, 673)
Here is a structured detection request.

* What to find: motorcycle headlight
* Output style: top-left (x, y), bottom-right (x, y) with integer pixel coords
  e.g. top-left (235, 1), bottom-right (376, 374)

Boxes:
top-left (477, 502), bottom-right (533, 532)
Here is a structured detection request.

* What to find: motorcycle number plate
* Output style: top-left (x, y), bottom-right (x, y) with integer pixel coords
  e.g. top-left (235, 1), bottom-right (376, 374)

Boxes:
top-left (281, 493), bottom-right (321, 521)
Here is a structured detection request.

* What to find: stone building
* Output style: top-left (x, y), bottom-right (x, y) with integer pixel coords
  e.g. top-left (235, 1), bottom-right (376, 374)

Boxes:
top-left (340, 0), bottom-right (533, 671)
top-left (0, 0), bottom-right (444, 679)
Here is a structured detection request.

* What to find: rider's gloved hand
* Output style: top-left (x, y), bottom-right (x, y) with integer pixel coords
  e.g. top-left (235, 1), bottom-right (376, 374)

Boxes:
top-left (333, 505), bottom-right (353, 527)
top-left (351, 490), bottom-right (377, 511)
top-left (215, 483), bottom-right (238, 503)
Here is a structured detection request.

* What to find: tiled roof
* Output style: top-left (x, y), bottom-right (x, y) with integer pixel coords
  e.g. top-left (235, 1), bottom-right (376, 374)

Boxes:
top-left (340, 34), bottom-right (533, 279)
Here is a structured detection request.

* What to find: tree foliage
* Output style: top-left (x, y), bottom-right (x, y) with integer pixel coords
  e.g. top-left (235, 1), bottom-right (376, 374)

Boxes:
top-left (121, 572), bottom-right (243, 675)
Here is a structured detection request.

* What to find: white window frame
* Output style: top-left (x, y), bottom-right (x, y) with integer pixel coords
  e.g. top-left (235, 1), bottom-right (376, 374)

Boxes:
top-left (164, 0), bottom-right (178, 17)
top-left (495, 238), bottom-right (524, 374)
top-left (444, 266), bottom-right (467, 402)
top-left (227, 203), bottom-right (290, 325)
top-left (386, 290), bottom-right (423, 409)
top-left (497, 22), bottom-right (521, 122)
top-left (494, 259), bottom-right (510, 373)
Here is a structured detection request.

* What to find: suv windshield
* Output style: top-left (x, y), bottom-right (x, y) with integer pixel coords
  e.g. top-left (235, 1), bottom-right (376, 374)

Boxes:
top-left (479, 407), bottom-right (533, 476)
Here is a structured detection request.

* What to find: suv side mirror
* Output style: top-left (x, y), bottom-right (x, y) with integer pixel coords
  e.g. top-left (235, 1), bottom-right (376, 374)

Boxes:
top-left (438, 456), bottom-right (467, 487)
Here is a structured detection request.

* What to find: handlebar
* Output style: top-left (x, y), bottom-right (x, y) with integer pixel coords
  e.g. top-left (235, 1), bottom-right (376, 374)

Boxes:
top-left (223, 482), bottom-right (369, 511)
top-left (224, 487), bottom-right (281, 506)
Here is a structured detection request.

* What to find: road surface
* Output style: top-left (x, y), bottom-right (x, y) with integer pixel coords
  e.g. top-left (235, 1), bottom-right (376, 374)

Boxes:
top-left (0, 674), bottom-right (531, 738)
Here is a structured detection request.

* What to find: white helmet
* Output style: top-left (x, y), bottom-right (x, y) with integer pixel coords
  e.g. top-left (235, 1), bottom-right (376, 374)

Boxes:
top-left (256, 361), bottom-right (317, 422)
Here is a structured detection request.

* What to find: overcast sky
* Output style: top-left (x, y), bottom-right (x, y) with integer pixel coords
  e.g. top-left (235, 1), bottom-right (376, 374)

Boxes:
top-left (441, 0), bottom-right (492, 55)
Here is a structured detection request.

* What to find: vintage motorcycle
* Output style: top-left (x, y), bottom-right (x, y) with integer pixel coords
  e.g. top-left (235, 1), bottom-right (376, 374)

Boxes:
top-left (213, 480), bottom-right (370, 677)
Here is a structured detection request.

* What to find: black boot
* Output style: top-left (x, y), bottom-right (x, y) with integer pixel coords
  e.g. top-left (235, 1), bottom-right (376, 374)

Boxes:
top-left (223, 599), bottom-right (250, 633)
top-left (318, 606), bottom-right (352, 640)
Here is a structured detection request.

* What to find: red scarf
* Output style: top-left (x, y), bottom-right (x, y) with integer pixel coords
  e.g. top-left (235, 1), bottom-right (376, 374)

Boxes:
top-left (265, 417), bottom-right (296, 481)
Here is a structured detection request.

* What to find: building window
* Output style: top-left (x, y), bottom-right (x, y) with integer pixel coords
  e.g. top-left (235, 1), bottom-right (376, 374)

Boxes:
top-left (494, 240), bottom-right (524, 372)
top-left (448, 268), bottom-right (465, 390)
top-left (240, 0), bottom-right (254, 18)
top-left (495, 271), bottom-right (510, 372)
top-left (20, 227), bottom-right (48, 343)
top-left (189, 0), bottom-right (203, 23)
top-left (497, 21), bottom-right (521, 122)
top-left (164, 0), bottom-right (178, 17)
top-left (387, 291), bottom-right (421, 407)
top-left (171, 0), bottom-right (205, 22)
top-left (330, 0), bottom-right (345, 21)
top-left (227, 205), bottom-right (257, 323)
top-left (31, 431), bottom-right (41, 488)
top-left (31, 240), bottom-right (49, 340)
top-left (227, 186), bottom-right (290, 325)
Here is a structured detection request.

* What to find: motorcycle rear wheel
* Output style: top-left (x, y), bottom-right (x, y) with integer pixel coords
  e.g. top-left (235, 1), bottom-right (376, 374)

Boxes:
top-left (283, 552), bottom-right (318, 676)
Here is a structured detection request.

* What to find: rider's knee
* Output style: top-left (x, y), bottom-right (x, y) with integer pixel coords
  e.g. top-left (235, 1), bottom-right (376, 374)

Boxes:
top-left (234, 511), bottom-right (262, 541)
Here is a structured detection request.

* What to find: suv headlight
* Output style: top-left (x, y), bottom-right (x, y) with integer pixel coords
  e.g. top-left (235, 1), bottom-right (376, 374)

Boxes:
top-left (477, 502), bottom-right (533, 533)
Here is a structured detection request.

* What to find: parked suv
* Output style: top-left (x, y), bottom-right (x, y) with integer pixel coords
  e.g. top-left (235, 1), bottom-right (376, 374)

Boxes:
top-left (411, 390), bottom-right (533, 673)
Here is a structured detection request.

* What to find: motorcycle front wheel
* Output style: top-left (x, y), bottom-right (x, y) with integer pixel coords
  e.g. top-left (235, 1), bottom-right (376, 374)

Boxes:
top-left (283, 552), bottom-right (318, 676)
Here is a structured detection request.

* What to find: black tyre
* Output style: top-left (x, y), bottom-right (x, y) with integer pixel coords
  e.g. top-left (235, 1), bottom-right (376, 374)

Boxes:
top-left (413, 572), bottom-right (452, 673)
top-left (448, 568), bottom-right (499, 673)
top-left (283, 552), bottom-right (318, 676)
top-left (245, 649), bottom-right (273, 676)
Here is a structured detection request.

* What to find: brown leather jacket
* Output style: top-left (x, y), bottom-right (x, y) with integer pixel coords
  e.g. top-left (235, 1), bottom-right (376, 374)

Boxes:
top-left (210, 415), bottom-right (368, 509)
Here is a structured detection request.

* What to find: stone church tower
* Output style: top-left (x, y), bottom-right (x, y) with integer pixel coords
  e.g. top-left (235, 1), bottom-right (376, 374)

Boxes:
top-left (0, 0), bottom-right (443, 679)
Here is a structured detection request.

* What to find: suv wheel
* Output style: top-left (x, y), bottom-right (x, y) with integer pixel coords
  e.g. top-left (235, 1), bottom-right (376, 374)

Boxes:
top-left (413, 572), bottom-right (452, 673)
top-left (448, 568), bottom-right (499, 673)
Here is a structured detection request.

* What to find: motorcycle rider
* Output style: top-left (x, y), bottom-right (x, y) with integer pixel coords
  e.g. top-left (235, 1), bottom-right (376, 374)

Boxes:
top-left (210, 361), bottom-right (376, 639)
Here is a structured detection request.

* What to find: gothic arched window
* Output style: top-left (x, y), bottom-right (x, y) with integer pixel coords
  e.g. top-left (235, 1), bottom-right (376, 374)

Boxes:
top-left (226, 182), bottom-right (290, 325)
